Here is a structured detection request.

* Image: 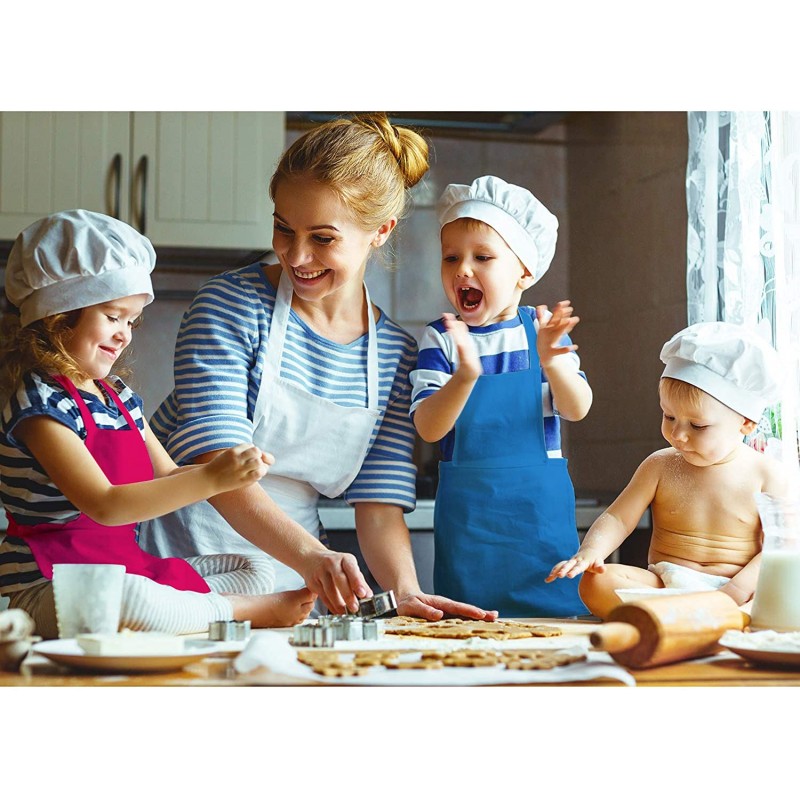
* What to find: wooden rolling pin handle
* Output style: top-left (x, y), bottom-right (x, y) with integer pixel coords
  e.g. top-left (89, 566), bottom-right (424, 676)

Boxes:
top-left (590, 622), bottom-right (642, 653)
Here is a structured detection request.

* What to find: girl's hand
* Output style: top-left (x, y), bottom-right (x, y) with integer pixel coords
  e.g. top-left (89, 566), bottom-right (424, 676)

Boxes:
top-left (442, 312), bottom-right (482, 382)
top-left (546, 552), bottom-right (606, 582)
top-left (536, 301), bottom-right (580, 368)
top-left (205, 444), bottom-right (274, 493)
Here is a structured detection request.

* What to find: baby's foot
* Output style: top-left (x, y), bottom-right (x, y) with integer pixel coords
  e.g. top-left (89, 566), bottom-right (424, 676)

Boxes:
top-left (229, 588), bottom-right (316, 628)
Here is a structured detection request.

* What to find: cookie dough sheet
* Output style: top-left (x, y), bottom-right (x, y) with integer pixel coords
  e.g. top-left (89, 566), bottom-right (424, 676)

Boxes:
top-left (233, 631), bottom-right (636, 686)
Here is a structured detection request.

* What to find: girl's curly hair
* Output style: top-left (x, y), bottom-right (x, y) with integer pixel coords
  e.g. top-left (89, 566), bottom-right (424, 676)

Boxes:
top-left (0, 307), bottom-right (131, 406)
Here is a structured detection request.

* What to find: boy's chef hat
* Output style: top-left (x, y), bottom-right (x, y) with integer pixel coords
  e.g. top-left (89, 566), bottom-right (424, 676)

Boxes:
top-left (5, 209), bottom-right (156, 327)
top-left (436, 175), bottom-right (558, 282)
top-left (660, 321), bottom-right (782, 421)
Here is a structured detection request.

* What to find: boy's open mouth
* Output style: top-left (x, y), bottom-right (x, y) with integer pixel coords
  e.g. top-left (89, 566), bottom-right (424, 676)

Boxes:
top-left (459, 286), bottom-right (483, 311)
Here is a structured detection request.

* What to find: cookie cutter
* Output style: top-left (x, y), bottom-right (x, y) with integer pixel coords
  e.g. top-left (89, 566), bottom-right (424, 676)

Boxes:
top-left (357, 590), bottom-right (397, 619)
top-left (362, 620), bottom-right (379, 640)
top-left (208, 620), bottom-right (251, 642)
top-left (291, 623), bottom-right (336, 647)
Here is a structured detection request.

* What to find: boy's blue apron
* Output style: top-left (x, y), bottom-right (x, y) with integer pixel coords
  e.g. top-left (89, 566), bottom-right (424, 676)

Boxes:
top-left (433, 311), bottom-right (587, 617)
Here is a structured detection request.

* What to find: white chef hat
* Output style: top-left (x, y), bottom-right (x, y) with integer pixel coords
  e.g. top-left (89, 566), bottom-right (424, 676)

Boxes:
top-left (660, 321), bottom-right (782, 421)
top-left (5, 209), bottom-right (156, 327)
top-left (436, 175), bottom-right (558, 282)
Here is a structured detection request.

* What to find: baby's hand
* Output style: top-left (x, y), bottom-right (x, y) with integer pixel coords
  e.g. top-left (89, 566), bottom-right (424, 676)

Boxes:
top-left (442, 312), bottom-right (482, 382)
top-left (205, 444), bottom-right (274, 493)
top-left (545, 552), bottom-right (606, 582)
top-left (536, 301), bottom-right (580, 368)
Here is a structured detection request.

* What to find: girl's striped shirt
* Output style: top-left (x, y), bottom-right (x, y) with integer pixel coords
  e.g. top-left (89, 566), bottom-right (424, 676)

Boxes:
top-left (0, 373), bottom-right (144, 595)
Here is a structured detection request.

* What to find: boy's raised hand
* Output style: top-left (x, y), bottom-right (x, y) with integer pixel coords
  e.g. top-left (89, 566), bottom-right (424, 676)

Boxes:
top-left (442, 312), bottom-right (483, 381)
top-left (536, 301), bottom-right (580, 367)
top-left (205, 443), bottom-right (274, 493)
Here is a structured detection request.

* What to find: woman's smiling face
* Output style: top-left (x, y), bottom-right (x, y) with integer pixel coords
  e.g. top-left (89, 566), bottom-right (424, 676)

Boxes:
top-left (271, 176), bottom-right (381, 304)
top-left (440, 218), bottom-right (531, 327)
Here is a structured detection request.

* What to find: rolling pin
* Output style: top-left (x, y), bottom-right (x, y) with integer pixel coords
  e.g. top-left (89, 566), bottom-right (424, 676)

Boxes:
top-left (590, 591), bottom-right (748, 669)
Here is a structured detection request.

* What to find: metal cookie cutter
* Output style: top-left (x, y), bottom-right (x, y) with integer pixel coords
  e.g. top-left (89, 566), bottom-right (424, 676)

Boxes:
top-left (357, 590), bottom-right (397, 620)
top-left (208, 620), bottom-right (251, 642)
top-left (291, 623), bottom-right (336, 647)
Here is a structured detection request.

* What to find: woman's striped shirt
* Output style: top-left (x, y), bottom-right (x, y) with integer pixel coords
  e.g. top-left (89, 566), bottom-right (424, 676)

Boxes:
top-left (150, 262), bottom-right (418, 510)
top-left (0, 373), bottom-right (144, 595)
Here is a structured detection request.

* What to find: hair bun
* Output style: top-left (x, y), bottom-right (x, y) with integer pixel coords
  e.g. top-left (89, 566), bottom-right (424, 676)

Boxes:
top-left (355, 114), bottom-right (429, 189)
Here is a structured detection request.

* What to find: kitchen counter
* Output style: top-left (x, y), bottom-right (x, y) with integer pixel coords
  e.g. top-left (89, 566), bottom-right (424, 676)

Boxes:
top-left (2, 621), bottom-right (798, 687)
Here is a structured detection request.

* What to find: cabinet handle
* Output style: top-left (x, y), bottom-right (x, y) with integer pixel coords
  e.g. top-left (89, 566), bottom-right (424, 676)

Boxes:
top-left (135, 155), bottom-right (149, 235)
top-left (111, 153), bottom-right (122, 219)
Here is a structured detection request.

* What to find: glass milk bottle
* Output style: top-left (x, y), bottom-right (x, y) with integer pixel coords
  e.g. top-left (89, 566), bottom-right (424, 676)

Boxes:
top-left (750, 493), bottom-right (800, 632)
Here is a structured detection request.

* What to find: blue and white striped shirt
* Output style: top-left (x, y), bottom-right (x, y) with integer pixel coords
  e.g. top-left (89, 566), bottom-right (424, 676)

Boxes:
top-left (0, 373), bottom-right (144, 595)
top-left (150, 262), bottom-right (419, 510)
top-left (410, 307), bottom-right (586, 460)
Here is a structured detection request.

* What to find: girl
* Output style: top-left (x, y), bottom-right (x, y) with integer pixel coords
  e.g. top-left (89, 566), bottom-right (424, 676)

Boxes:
top-left (0, 209), bottom-right (315, 638)
top-left (138, 114), bottom-right (496, 621)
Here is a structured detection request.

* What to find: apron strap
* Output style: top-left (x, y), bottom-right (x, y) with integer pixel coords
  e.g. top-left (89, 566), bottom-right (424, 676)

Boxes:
top-left (268, 270), bottom-right (378, 410)
top-left (520, 310), bottom-right (549, 452)
top-left (96, 379), bottom-right (139, 430)
top-left (52, 375), bottom-right (138, 433)
top-left (51, 375), bottom-right (97, 434)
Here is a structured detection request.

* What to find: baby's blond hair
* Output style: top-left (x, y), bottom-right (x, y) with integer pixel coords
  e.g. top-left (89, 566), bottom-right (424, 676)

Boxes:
top-left (659, 376), bottom-right (755, 423)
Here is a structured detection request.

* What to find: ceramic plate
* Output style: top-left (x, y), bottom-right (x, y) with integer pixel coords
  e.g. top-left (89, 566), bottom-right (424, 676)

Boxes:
top-left (33, 639), bottom-right (218, 673)
top-left (185, 638), bottom-right (249, 656)
top-left (719, 631), bottom-right (800, 669)
top-left (722, 644), bottom-right (800, 669)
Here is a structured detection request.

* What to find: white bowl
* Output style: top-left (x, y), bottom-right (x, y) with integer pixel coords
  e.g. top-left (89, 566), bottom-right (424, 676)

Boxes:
top-left (614, 587), bottom-right (714, 603)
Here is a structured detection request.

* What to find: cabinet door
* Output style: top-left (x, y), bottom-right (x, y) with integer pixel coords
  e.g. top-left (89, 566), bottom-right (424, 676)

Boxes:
top-left (0, 112), bottom-right (130, 239)
top-left (130, 112), bottom-right (285, 249)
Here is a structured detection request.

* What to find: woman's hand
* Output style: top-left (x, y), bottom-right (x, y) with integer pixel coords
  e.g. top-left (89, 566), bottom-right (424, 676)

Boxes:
top-left (302, 549), bottom-right (373, 614)
top-left (204, 443), bottom-right (274, 493)
top-left (546, 552), bottom-right (606, 582)
top-left (395, 592), bottom-right (498, 622)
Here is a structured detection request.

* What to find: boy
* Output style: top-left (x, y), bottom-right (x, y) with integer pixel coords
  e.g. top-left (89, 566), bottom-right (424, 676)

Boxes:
top-left (410, 175), bottom-right (592, 617)
top-left (546, 321), bottom-right (786, 619)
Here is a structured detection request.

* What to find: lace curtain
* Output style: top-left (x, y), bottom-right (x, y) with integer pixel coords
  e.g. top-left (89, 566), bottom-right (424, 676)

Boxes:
top-left (686, 111), bottom-right (800, 475)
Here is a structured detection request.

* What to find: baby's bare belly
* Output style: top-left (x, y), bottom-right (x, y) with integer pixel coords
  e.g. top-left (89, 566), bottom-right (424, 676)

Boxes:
top-left (649, 527), bottom-right (759, 577)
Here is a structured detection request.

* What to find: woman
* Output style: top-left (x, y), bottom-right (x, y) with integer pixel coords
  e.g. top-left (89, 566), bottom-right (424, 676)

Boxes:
top-left (139, 114), bottom-right (496, 621)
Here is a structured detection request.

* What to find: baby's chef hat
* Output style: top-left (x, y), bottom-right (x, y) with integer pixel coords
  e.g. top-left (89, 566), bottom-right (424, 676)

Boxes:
top-left (660, 321), bottom-right (782, 421)
top-left (436, 175), bottom-right (558, 282)
top-left (5, 209), bottom-right (156, 327)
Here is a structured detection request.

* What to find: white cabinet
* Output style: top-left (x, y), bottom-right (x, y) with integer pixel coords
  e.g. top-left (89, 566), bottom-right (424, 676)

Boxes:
top-left (0, 111), bottom-right (285, 249)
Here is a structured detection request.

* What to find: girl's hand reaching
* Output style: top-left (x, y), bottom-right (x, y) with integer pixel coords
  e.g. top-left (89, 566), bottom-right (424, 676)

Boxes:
top-left (442, 312), bottom-right (482, 382)
top-left (205, 444), bottom-right (274, 494)
top-left (535, 301), bottom-right (580, 368)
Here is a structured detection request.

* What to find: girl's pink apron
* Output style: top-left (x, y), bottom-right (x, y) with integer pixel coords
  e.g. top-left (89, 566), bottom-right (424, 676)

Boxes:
top-left (6, 375), bottom-right (210, 593)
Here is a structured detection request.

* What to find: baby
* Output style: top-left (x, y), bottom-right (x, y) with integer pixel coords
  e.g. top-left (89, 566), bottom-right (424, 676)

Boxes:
top-left (546, 321), bottom-right (786, 619)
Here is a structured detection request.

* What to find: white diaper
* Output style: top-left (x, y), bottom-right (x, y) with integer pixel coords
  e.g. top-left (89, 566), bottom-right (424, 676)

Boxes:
top-left (648, 561), bottom-right (730, 591)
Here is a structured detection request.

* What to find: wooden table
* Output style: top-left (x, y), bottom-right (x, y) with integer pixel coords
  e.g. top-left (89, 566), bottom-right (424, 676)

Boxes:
top-left (3, 619), bottom-right (800, 687)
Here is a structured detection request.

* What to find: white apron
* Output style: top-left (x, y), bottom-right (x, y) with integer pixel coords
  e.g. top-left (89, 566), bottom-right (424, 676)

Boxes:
top-left (138, 269), bottom-right (380, 591)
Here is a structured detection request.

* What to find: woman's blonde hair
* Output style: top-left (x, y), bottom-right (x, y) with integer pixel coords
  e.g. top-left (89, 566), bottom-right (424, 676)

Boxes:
top-left (0, 308), bottom-right (132, 405)
top-left (269, 113), bottom-right (429, 230)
